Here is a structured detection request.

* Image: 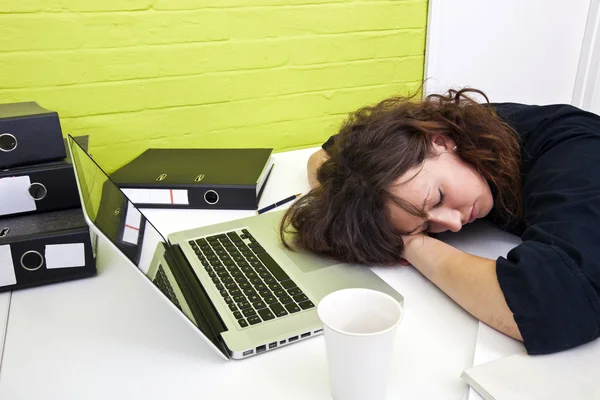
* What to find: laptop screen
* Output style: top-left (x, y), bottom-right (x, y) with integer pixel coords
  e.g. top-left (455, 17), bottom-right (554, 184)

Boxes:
top-left (68, 136), bottom-right (166, 275)
top-left (69, 135), bottom-right (230, 358)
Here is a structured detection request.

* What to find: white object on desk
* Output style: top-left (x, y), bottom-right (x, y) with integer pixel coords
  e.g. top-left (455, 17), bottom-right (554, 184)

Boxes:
top-left (462, 338), bottom-right (600, 400)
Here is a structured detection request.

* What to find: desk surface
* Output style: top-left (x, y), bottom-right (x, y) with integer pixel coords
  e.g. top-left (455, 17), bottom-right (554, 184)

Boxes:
top-left (0, 147), bottom-right (521, 400)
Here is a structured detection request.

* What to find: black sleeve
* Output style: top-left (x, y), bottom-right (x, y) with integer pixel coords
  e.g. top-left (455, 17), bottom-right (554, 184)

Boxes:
top-left (494, 104), bottom-right (600, 354)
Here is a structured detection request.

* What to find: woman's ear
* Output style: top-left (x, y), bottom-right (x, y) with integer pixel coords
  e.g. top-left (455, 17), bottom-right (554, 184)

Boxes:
top-left (431, 134), bottom-right (456, 154)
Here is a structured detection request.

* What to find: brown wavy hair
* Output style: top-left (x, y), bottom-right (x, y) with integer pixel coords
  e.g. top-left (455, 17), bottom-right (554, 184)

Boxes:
top-left (279, 88), bottom-right (522, 265)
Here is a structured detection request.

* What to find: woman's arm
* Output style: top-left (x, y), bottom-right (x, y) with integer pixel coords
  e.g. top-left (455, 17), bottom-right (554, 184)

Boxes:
top-left (307, 149), bottom-right (329, 189)
top-left (403, 234), bottom-right (523, 341)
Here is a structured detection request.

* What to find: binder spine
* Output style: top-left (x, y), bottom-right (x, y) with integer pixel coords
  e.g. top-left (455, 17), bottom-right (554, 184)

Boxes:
top-left (0, 163), bottom-right (80, 218)
top-left (121, 185), bottom-right (259, 210)
top-left (0, 226), bottom-right (96, 293)
top-left (0, 112), bottom-right (65, 168)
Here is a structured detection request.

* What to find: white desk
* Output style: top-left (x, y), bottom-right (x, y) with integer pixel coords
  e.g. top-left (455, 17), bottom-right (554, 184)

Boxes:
top-left (0, 147), bottom-right (521, 400)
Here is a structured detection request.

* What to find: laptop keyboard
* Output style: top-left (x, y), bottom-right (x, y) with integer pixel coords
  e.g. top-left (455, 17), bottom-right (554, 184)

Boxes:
top-left (188, 229), bottom-right (315, 329)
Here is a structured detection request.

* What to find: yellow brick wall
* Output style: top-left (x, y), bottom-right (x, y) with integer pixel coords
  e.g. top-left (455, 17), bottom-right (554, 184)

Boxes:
top-left (0, 0), bottom-right (427, 172)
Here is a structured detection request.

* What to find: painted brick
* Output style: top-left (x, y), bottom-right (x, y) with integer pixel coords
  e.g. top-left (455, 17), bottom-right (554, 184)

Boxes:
top-left (1, 0), bottom-right (152, 13)
top-left (153, 0), bottom-right (390, 10)
top-left (1, 30), bottom-right (424, 88)
top-left (62, 81), bottom-right (420, 147)
top-left (228, 2), bottom-right (427, 39)
top-left (0, 11), bottom-right (229, 52)
top-left (0, 57), bottom-right (423, 117)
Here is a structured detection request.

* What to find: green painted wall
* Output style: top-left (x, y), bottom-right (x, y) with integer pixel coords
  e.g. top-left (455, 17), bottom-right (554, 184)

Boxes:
top-left (0, 0), bottom-right (427, 172)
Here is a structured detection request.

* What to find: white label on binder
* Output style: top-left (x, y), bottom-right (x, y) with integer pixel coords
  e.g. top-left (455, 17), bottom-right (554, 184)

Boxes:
top-left (0, 245), bottom-right (17, 287)
top-left (45, 243), bottom-right (85, 269)
top-left (122, 188), bottom-right (189, 205)
top-left (122, 202), bottom-right (142, 244)
top-left (0, 176), bottom-right (37, 216)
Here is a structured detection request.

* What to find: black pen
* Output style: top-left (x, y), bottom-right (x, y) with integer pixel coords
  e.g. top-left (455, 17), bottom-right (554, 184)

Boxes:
top-left (256, 193), bottom-right (302, 215)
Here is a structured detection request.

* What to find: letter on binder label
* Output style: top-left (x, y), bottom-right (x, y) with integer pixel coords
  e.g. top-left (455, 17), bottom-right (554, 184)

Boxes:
top-left (0, 245), bottom-right (17, 287)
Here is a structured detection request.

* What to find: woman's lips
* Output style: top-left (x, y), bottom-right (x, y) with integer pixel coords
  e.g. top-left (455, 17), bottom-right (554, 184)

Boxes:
top-left (469, 204), bottom-right (477, 224)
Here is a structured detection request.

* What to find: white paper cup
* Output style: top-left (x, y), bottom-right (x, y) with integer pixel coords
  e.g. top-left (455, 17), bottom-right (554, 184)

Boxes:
top-left (317, 288), bottom-right (403, 400)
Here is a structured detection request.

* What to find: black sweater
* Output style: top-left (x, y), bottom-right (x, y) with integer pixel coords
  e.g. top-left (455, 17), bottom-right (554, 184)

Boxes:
top-left (323, 103), bottom-right (600, 354)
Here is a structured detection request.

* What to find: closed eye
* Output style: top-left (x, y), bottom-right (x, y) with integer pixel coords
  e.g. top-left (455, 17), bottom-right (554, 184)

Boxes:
top-left (434, 189), bottom-right (445, 208)
top-left (424, 189), bottom-right (445, 232)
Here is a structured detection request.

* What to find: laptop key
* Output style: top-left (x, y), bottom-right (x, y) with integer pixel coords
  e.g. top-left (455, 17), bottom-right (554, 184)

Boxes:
top-left (256, 253), bottom-right (291, 282)
top-left (259, 289), bottom-right (271, 297)
top-left (238, 301), bottom-right (251, 310)
top-left (243, 288), bottom-right (257, 297)
top-left (270, 303), bottom-right (288, 317)
top-left (238, 318), bottom-right (248, 328)
top-left (225, 282), bottom-right (237, 290)
top-left (258, 308), bottom-right (275, 321)
top-left (281, 280), bottom-right (297, 290)
top-left (259, 271), bottom-right (272, 279)
top-left (252, 246), bottom-right (266, 254)
top-left (224, 297), bottom-right (233, 304)
top-left (229, 303), bottom-right (238, 312)
top-left (273, 289), bottom-right (286, 297)
top-left (288, 287), bottom-right (302, 296)
top-left (247, 315), bottom-right (262, 325)
top-left (247, 294), bottom-right (260, 303)
top-left (285, 303), bottom-right (301, 314)
top-left (242, 308), bottom-right (257, 317)
top-left (239, 282), bottom-right (251, 290)
top-left (255, 283), bottom-right (267, 291)
top-left (279, 295), bottom-right (294, 304)
top-left (253, 301), bottom-right (267, 309)
top-left (219, 290), bottom-right (228, 297)
top-left (215, 283), bottom-right (224, 291)
top-left (233, 295), bottom-right (246, 303)
top-left (293, 294), bottom-right (309, 303)
top-left (263, 277), bottom-right (275, 284)
top-left (268, 283), bottom-right (282, 291)
top-left (264, 296), bottom-right (278, 305)
top-left (233, 311), bottom-right (243, 319)
top-left (229, 288), bottom-right (241, 296)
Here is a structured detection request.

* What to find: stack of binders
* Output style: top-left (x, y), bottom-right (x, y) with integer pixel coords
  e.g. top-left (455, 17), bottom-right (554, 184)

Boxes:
top-left (0, 102), bottom-right (96, 292)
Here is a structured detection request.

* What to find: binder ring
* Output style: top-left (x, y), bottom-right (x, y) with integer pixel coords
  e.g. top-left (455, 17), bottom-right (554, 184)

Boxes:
top-left (204, 190), bottom-right (219, 205)
top-left (20, 250), bottom-right (44, 271)
top-left (28, 182), bottom-right (47, 201)
top-left (0, 133), bottom-right (17, 152)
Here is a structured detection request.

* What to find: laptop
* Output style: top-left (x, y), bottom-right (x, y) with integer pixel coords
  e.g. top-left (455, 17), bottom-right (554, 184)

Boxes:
top-left (68, 135), bottom-right (404, 360)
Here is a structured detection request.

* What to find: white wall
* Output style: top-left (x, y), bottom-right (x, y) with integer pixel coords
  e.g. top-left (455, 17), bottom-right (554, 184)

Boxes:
top-left (424, 0), bottom-right (591, 105)
top-left (573, 0), bottom-right (600, 114)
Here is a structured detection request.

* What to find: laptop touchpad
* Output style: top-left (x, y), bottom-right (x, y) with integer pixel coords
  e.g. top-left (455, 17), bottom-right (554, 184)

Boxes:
top-left (276, 243), bottom-right (339, 273)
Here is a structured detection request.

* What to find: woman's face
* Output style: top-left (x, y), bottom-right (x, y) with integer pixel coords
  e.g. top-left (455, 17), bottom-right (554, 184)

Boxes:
top-left (387, 135), bottom-right (494, 235)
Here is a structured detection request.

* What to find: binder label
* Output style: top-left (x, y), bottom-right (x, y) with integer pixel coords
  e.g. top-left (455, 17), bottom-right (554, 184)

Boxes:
top-left (45, 243), bottom-right (85, 269)
top-left (122, 188), bottom-right (189, 205)
top-left (0, 176), bottom-right (37, 216)
top-left (0, 245), bottom-right (17, 287)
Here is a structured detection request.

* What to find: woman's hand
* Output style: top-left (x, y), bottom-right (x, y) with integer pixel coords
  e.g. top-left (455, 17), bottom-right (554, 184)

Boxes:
top-left (398, 233), bottom-right (427, 266)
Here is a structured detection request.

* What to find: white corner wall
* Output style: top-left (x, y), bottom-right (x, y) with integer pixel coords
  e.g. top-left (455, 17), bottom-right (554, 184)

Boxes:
top-left (424, 0), bottom-right (591, 105)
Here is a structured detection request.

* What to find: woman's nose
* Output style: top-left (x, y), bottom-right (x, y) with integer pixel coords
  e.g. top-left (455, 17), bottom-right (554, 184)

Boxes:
top-left (429, 208), bottom-right (463, 233)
